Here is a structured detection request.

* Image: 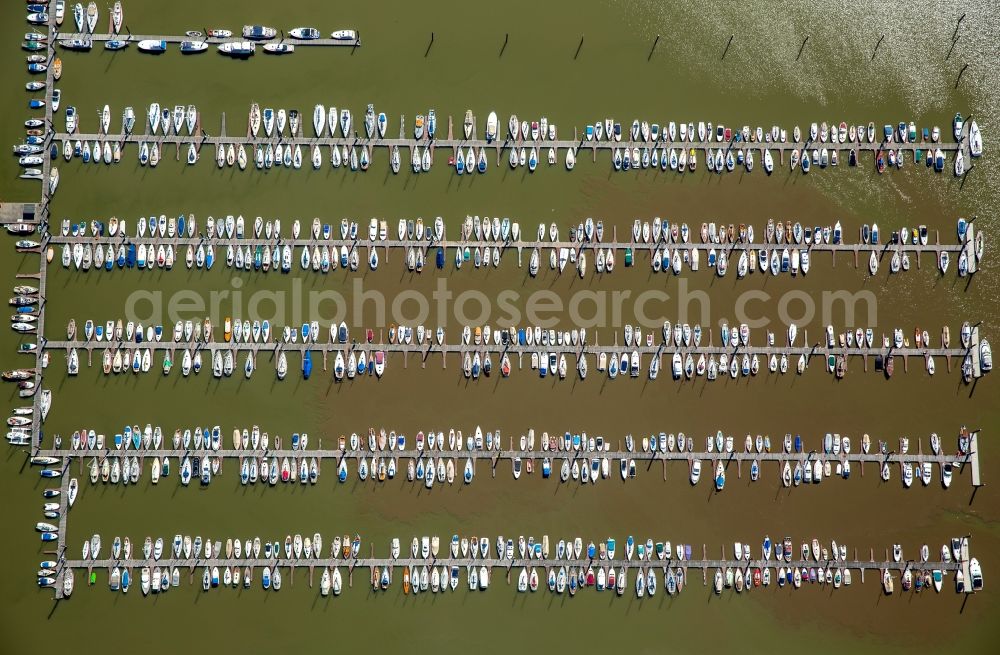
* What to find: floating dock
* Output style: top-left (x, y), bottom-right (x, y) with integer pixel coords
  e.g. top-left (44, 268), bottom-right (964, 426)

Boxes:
top-left (54, 31), bottom-right (360, 48)
top-left (44, 323), bottom-right (986, 381)
top-left (34, 427), bottom-right (983, 490)
top-left (48, 535), bottom-right (977, 600)
top-left (52, 124), bottom-right (971, 164)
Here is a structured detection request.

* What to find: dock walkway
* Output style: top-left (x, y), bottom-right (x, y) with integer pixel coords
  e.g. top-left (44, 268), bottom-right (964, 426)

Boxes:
top-left (54, 31), bottom-right (360, 48)
top-left (54, 128), bottom-right (965, 156)
top-left (36, 445), bottom-right (979, 471)
top-left (47, 233), bottom-right (971, 256)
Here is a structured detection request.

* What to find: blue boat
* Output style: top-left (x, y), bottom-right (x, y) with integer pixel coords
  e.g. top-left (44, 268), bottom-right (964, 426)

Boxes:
top-left (29, 99), bottom-right (45, 109)
top-left (291, 433), bottom-right (300, 450)
top-left (205, 247), bottom-right (214, 269)
top-left (41, 533), bottom-right (58, 541)
top-left (177, 215), bottom-right (186, 236)
top-left (104, 40), bottom-right (129, 51)
top-left (477, 155), bottom-right (486, 174)
top-left (436, 247), bottom-right (444, 269)
top-left (801, 156), bottom-right (810, 173)
top-left (338, 323), bottom-right (348, 343)
top-left (114, 433), bottom-right (123, 449)
top-left (794, 435), bottom-right (802, 452)
top-left (302, 350), bottom-right (312, 379)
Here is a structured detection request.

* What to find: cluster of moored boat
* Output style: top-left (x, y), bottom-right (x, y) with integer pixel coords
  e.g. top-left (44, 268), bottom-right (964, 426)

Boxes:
top-left (49, 532), bottom-right (981, 597)
top-left (4, 391), bottom-right (49, 445)
top-left (596, 115), bottom-right (982, 176)
top-left (46, 101), bottom-right (984, 177)
top-left (48, 213), bottom-right (985, 283)
top-left (54, 422), bottom-right (974, 493)
top-left (55, 313), bottom-right (990, 384)
top-left (59, 28), bottom-right (357, 58)
top-left (17, 7), bottom-right (62, 190)
top-left (7, 283), bottom-right (43, 394)
top-left (3, 284), bottom-right (50, 444)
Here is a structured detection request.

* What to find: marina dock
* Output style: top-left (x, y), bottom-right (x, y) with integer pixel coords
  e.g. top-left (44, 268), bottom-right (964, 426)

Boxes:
top-left (35, 441), bottom-right (982, 487)
top-left (43, 323), bottom-right (988, 381)
top-left (53, 31), bottom-right (360, 48)
top-left (46, 232), bottom-right (975, 257)
top-left (48, 535), bottom-right (978, 600)
top-left (52, 124), bottom-right (971, 159)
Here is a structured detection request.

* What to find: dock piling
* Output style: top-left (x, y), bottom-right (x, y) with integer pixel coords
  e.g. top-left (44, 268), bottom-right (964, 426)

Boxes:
top-left (955, 63), bottom-right (968, 89)
top-left (722, 35), bottom-right (733, 60)
top-left (796, 36), bottom-right (809, 61)
top-left (872, 34), bottom-right (884, 61)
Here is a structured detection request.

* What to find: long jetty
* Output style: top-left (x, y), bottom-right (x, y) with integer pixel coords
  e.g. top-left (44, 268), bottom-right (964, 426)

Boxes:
top-left (46, 232), bottom-right (975, 257)
top-left (54, 124), bottom-right (970, 157)
top-left (34, 429), bottom-right (984, 490)
top-left (48, 536), bottom-right (977, 600)
top-left (54, 31), bottom-right (360, 48)
top-left (36, 442), bottom-right (981, 480)
top-left (43, 324), bottom-right (986, 378)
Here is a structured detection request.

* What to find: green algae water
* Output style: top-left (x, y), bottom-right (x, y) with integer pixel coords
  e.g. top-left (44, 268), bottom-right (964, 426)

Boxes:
top-left (2, 1), bottom-right (999, 652)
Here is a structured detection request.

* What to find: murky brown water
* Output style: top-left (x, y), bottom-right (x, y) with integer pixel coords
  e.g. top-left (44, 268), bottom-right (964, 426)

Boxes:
top-left (2, 0), bottom-right (998, 652)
